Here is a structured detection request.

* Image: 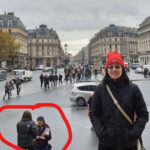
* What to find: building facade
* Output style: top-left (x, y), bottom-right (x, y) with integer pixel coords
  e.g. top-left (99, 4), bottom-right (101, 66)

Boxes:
top-left (0, 12), bottom-right (28, 68)
top-left (28, 24), bottom-right (63, 68)
top-left (138, 17), bottom-right (150, 65)
top-left (89, 24), bottom-right (138, 65)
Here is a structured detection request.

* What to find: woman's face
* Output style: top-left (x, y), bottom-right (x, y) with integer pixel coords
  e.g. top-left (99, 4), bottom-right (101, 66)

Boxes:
top-left (107, 63), bottom-right (122, 80)
top-left (37, 120), bottom-right (44, 127)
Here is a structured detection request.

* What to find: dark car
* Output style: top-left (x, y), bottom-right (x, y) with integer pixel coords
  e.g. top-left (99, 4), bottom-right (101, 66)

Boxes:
top-left (0, 70), bottom-right (7, 81)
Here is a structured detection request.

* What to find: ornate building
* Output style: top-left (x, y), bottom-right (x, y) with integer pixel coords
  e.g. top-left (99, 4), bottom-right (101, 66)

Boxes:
top-left (0, 12), bottom-right (28, 68)
top-left (28, 24), bottom-right (64, 68)
top-left (89, 24), bottom-right (138, 65)
top-left (138, 17), bottom-right (150, 65)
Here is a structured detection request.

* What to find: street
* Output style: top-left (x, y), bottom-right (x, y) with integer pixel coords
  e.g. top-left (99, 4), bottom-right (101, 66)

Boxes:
top-left (0, 70), bottom-right (150, 150)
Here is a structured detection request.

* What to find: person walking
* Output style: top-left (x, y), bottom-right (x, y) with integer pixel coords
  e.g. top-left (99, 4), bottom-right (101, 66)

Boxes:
top-left (15, 78), bottom-right (22, 95)
top-left (34, 116), bottom-right (52, 150)
top-left (89, 51), bottom-right (149, 150)
top-left (53, 74), bottom-right (58, 87)
top-left (3, 82), bottom-right (10, 100)
top-left (59, 74), bottom-right (63, 84)
top-left (49, 73), bottom-right (54, 88)
top-left (39, 74), bottom-right (44, 87)
top-left (17, 111), bottom-right (38, 150)
top-left (8, 80), bottom-right (14, 96)
top-left (44, 75), bottom-right (49, 89)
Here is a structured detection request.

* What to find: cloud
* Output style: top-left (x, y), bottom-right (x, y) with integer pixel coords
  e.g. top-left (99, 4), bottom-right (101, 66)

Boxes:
top-left (0, 0), bottom-right (150, 54)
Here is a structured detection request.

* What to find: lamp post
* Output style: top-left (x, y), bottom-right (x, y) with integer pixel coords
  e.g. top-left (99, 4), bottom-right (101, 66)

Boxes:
top-left (64, 43), bottom-right (68, 65)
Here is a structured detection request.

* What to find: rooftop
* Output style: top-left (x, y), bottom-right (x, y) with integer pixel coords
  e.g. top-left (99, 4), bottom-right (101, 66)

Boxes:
top-left (0, 12), bottom-right (26, 31)
top-left (28, 24), bottom-right (59, 39)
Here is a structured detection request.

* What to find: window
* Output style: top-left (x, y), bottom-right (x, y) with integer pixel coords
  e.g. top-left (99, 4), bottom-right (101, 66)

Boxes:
top-left (0, 20), bottom-right (3, 27)
top-left (8, 20), bottom-right (12, 27)
top-left (89, 86), bottom-right (97, 91)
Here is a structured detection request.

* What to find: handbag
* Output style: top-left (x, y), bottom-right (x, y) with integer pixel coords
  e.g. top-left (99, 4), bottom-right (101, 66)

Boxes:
top-left (106, 84), bottom-right (146, 150)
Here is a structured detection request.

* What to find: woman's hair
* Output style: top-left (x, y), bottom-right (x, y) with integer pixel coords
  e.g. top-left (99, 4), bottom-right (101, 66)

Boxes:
top-left (102, 67), bottom-right (130, 85)
top-left (21, 111), bottom-right (33, 121)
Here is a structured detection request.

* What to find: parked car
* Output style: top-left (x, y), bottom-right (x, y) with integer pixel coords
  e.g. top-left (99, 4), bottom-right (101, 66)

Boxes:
top-left (70, 82), bottom-right (99, 107)
top-left (131, 63), bottom-right (140, 69)
top-left (134, 67), bottom-right (144, 74)
top-left (43, 67), bottom-right (54, 73)
top-left (0, 70), bottom-right (7, 81)
top-left (35, 65), bottom-right (44, 70)
top-left (12, 70), bottom-right (33, 82)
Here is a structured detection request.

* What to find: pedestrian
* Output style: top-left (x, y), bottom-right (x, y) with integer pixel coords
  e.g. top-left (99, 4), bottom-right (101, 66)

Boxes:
top-left (3, 82), bottom-right (10, 100)
top-left (39, 74), bottom-right (44, 87)
top-left (59, 74), bottom-right (63, 84)
top-left (34, 116), bottom-right (52, 150)
top-left (144, 68), bottom-right (148, 78)
top-left (15, 78), bottom-right (22, 95)
top-left (89, 51), bottom-right (149, 150)
top-left (53, 74), bottom-right (58, 87)
top-left (44, 75), bottom-right (49, 89)
top-left (17, 111), bottom-right (38, 150)
top-left (49, 73), bottom-right (54, 88)
top-left (8, 80), bottom-right (14, 96)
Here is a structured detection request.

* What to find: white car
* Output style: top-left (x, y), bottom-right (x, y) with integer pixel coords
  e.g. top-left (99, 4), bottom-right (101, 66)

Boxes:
top-left (12, 70), bottom-right (33, 82)
top-left (70, 82), bottom-right (99, 107)
top-left (43, 67), bottom-right (54, 72)
top-left (134, 67), bottom-right (144, 74)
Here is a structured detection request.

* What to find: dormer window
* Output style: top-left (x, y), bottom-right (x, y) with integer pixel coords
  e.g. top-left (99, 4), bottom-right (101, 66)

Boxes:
top-left (8, 20), bottom-right (12, 27)
top-left (0, 20), bottom-right (3, 27)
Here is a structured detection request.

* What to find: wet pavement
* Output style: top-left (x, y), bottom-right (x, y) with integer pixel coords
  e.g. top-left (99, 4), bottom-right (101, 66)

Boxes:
top-left (0, 69), bottom-right (150, 150)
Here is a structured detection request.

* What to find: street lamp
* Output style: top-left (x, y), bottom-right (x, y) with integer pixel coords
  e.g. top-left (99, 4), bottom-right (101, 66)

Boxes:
top-left (64, 43), bottom-right (68, 65)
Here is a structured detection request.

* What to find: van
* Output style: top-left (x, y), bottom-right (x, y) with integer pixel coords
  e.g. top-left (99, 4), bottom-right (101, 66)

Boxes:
top-left (12, 70), bottom-right (33, 82)
top-left (0, 70), bottom-right (7, 81)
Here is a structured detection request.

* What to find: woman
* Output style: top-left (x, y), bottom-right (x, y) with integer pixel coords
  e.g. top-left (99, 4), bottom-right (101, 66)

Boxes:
top-left (89, 51), bottom-right (149, 150)
top-left (34, 116), bottom-right (52, 150)
top-left (17, 111), bottom-right (38, 150)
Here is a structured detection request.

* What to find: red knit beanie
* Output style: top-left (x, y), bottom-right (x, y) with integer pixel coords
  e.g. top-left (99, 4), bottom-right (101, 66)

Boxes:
top-left (105, 51), bottom-right (125, 69)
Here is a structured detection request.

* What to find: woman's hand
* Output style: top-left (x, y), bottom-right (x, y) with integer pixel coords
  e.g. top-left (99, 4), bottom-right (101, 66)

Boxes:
top-left (42, 132), bottom-right (47, 137)
top-left (36, 136), bottom-right (40, 139)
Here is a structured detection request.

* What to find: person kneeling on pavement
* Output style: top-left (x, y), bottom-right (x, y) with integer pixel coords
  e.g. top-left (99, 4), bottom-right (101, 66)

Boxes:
top-left (34, 116), bottom-right (52, 150)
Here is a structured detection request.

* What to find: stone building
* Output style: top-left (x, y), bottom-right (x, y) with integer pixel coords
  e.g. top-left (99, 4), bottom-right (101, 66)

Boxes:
top-left (0, 12), bottom-right (28, 68)
top-left (89, 24), bottom-right (138, 65)
top-left (138, 17), bottom-right (150, 65)
top-left (28, 24), bottom-right (63, 68)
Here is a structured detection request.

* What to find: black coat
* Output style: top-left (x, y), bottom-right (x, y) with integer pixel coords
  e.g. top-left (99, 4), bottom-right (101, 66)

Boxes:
top-left (17, 119), bottom-right (38, 148)
top-left (49, 75), bottom-right (54, 81)
top-left (89, 80), bottom-right (149, 149)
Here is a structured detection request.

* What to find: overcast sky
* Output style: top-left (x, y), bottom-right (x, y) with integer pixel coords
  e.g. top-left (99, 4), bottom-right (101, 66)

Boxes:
top-left (1, 0), bottom-right (150, 55)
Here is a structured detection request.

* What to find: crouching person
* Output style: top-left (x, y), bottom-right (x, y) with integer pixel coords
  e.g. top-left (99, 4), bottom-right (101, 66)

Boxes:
top-left (17, 111), bottom-right (38, 150)
top-left (34, 116), bottom-right (52, 150)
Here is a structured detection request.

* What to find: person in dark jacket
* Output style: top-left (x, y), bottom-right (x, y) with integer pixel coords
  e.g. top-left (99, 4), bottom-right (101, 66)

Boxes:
top-left (59, 74), bottom-right (63, 84)
top-left (17, 111), bottom-right (38, 150)
top-left (43, 75), bottom-right (49, 89)
top-left (89, 51), bottom-right (149, 150)
top-left (34, 116), bottom-right (52, 150)
top-left (39, 74), bottom-right (44, 87)
top-left (53, 74), bottom-right (58, 87)
top-left (49, 73), bottom-right (54, 88)
top-left (3, 82), bottom-right (10, 100)
top-left (15, 78), bottom-right (22, 95)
